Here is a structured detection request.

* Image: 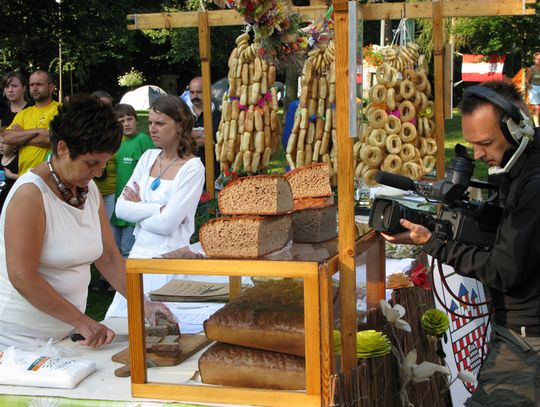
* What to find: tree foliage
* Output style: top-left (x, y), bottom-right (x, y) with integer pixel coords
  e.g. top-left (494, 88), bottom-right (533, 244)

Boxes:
top-left (414, 2), bottom-right (540, 72)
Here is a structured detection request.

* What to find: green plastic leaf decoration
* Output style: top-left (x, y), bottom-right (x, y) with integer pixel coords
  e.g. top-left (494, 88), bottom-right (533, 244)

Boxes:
top-left (421, 308), bottom-right (450, 337)
top-left (356, 330), bottom-right (392, 359)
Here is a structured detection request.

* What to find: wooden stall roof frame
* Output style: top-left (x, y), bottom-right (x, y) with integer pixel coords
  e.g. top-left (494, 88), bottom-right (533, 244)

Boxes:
top-left (126, 0), bottom-right (536, 401)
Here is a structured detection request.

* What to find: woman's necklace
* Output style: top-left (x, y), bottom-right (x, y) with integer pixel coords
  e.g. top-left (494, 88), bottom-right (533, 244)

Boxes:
top-left (47, 157), bottom-right (88, 209)
top-left (150, 154), bottom-right (180, 191)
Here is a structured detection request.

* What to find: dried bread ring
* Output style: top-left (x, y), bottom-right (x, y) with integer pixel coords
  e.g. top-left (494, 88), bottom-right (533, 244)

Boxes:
top-left (415, 71), bottom-right (429, 92)
top-left (355, 161), bottom-right (366, 178)
top-left (424, 118), bottom-right (435, 137)
top-left (376, 63), bottom-right (392, 85)
top-left (418, 137), bottom-right (428, 156)
top-left (402, 162), bottom-right (422, 180)
top-left (387, 67), bottom-right (398, 88)
top-left (385, 133), bottom-right (402, 154)
top-left (425, 101), bottom-right (435, 118)
top-left (360, 145), bottom-right (383, 167)
top-left (399, 143), bottom-right (416, 162)
top-left (371, 84), bottom-right (387, 104)
top-left (368, 109), bottom-right (388, 129)
top-left (426, 138), bottom-right (437, 155)
top-left (410, 91), bottom-right (423, 110)
top-left (403, 69), bottom-right (417, 83)
top-left (382, 154), bottom-right (402, 174)
top-left (386, 88), bottom-right (396, 111)
top-left (422, 155), bottom-right (436, 173)
top-left (398, 101), bottom-right (416, 123)
top-left (418, 115), bottom-right (424, 137)
top-left (400, 80), bottom-right (415, 100)
top-left (400, 122), bottom-right (417, 143)
top-left (368, 129), bottom-right (387, 148)
top-left (419, 92), bottom-right (428, 112)
top-left (384, 115), bottom-right (401, 134)
top-left (363, 168), bottom-right (379, 187)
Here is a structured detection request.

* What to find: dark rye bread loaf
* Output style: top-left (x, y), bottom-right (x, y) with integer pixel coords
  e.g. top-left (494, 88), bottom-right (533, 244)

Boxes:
top-left (203, 280), bottom-right (305, 356)
top-left (198, 342), bottom-right (305, 390)
top-left (293, 204), bottom-right (337, 243)
top-left (285, 162), bottom-right (332, 199)
top-left (199, 214), bottom-right (293, 258)
top-left (218, 174), bottom-right (293, 215)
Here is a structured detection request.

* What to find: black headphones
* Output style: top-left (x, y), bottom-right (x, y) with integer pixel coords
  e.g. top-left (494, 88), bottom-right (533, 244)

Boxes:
top-left (463, 85), bottom-right (534, 147)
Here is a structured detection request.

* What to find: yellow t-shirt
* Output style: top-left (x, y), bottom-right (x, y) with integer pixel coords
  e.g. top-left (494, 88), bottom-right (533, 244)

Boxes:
top-left (8, 101), bottom-right (59, 174)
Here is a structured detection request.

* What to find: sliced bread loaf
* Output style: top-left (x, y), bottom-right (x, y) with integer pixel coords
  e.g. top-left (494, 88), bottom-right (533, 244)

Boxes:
top-left (199, 214), bottom-right (293, 258)
top-left (293, 204), bottom-right (337, 243)
top-left (218, 175), bottom-right (293, 215)
top-left (285, 163), bottom-right (332, 199)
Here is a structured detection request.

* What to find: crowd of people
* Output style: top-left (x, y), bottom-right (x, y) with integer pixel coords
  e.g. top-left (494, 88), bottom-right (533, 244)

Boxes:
top-left (0, 63), bottom-right (538, 406)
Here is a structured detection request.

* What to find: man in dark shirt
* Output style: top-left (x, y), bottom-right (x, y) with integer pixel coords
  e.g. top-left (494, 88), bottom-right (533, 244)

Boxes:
top-left (187, 76), bottom-right (221, 183)
top-left (383, 81), bottom-right (539, 406)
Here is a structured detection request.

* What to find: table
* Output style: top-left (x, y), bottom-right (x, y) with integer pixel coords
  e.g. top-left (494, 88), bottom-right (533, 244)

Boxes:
top-left (0, 318), bottom-right (211, 407)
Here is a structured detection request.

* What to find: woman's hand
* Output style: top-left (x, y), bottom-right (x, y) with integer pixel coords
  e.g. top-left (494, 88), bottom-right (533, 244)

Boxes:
top-left (144, 298), bottom-right (177, 326)
top-left (73, 315), bottom-right (115, 348)
top-left (380, 219), bottom-right (433, 245)
top-left (123, 183), bottom-right (141, 202)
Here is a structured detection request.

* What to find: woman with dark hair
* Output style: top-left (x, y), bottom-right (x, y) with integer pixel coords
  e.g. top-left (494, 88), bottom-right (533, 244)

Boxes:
top-left (0, 71), bottom-right (31, 127)
top-left (106, 95), bottom-right (205, 319)
top-left (0, 94), bottom-right (172, 349)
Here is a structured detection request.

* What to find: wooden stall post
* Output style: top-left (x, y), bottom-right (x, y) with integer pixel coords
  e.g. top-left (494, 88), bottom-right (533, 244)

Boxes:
top-left (126, 269), bottom-right (147, 384)
top-left (198, 11), bottom-right (216, 195)
top-left (432, 0), bottom-right (445, 179)
top-left (334, 0), bottom-right (357, 378)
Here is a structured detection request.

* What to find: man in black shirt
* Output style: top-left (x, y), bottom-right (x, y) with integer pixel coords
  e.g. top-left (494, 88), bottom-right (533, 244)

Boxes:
top-left (187, 76), bottom-right (221, 183)
top-left (383, 81), bottom-right (539, 406)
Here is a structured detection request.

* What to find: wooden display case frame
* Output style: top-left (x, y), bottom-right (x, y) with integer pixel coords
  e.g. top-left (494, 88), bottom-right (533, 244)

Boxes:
top-left (126, 231), bottom-right (385, 407)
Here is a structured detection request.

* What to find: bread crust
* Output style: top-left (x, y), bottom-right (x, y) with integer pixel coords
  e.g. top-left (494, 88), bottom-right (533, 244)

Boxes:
top-left (199, 342), bottom-right (305, 390)
top-left (203, 280), bottom-right (305, 356)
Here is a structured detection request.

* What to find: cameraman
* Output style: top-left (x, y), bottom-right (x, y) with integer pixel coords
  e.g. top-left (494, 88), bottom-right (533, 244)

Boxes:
top-left (383, 81), bottom-right (539, 407)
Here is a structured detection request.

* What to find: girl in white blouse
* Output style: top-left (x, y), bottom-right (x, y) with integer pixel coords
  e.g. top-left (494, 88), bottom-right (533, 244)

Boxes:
top-left (106, 95), bottom-right (204, 319)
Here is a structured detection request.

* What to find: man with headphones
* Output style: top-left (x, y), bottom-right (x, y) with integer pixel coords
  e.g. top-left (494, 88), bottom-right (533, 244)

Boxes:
top-left (383, 80), bottom-right (539, 406)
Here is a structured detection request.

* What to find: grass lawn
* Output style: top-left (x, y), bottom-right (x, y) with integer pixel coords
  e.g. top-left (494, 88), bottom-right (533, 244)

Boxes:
top-left (85, 111), bottom-right (485, 321)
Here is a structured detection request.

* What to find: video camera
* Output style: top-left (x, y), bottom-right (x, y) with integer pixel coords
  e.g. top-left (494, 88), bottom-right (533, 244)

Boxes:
top-left (368, 144), bottom-right (503, 248)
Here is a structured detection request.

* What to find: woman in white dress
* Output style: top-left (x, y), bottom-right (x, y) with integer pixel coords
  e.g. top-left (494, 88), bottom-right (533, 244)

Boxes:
top-left (105, 95), bottom-right (205, 319)
top-left (0, 95), bottom-right (173, 350)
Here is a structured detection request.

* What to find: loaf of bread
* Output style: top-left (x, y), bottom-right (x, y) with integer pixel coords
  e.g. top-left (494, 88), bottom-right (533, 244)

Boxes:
top-left (199, 214), bottom-right (293, 258)
top-left (293, 204), bottom-right (337, 243)
top-left (199, 342), bottom-right (305, 390)
top-left (203, 280), bottom-right (305, 356)
top-left (218, 175), bottom-right (293, 215)
top-left (285, 163), bottom-right (332, 199)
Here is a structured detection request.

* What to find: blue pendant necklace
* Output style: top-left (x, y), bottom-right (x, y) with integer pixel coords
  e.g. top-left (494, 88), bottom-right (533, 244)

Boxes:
top-left (150, 154), bottom-right (180, 191)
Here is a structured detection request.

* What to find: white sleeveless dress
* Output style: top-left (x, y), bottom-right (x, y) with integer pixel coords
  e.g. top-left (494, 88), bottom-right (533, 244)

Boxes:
top-left (0, 172), bottom-right (103, 349)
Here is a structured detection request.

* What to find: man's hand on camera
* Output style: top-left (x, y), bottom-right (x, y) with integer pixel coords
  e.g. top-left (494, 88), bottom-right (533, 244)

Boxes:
top-left (381, 219), bottom-right (432, 245)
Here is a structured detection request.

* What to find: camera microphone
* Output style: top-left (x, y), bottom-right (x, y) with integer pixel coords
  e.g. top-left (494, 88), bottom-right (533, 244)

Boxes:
top-left (375, 171), bottom-right (434, 198)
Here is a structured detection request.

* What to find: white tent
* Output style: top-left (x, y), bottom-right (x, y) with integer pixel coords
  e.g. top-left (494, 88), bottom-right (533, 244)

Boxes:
top-left (119, 85), bottom-right (168, 110)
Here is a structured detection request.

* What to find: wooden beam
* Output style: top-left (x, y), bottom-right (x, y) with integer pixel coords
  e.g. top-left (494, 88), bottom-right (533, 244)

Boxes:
top-left (361, 0), bottom-right (535, 20)
top-left (334, 0), bottom-right (357, 381)
top-left (198, 12), bottom-right (216, 195)
top-left (127, 0), bottom-right (535, 30)
top-left (127, 6), bottom-right (327, 30)
top-left (433, 0), bottom-right (446, 179)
